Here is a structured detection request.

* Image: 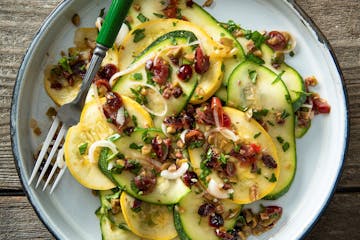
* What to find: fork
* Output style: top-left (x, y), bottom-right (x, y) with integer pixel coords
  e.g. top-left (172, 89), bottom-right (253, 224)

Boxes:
top-left (28, 0), bottom-right (133, 193)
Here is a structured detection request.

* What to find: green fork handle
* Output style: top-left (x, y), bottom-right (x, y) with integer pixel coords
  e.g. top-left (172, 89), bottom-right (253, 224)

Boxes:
top-left (96, 0), bottom-right (133, 48)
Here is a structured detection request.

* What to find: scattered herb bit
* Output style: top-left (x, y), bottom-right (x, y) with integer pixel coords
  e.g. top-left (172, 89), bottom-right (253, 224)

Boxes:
top-left (254, 132), bottom-right (261, 138)
top-left (128, 160), bottom-right (142, 175)
top-left (105, 190), bottom-right (121, 200)
top-left (233, 144), bottom-right (241, 153)
top-left (248, 69), bottom-right (258, 84)
top-left (289, 51), bottom-right (295, 57)
top-left (129, 142), bottom-right (143, 150)
top-left (285, 94), bottom-right (291, 103)
top-left (252, 109), bottom-right (269, 120)
top-left (172, 21), bottom-right (177, 27)
top-left (272, 70), bottom-right (285, 84)
top-left (282, 142), bottom-right (290, 152)
top-left (266, 173), bottom-right (277, 182)
top-left (137, 13), bottom-right (149, 22)
top-left (281, 110), bottom-right (290, 120)
top-left (78, 142), bottom-right (88, 155)
top-left (130, 180), bottom-right (140, 193)
top-left (107, 133), bottom-right (121, 142)
top-left (246, 30), bottom-right (266, 48)
top-left (219, 153), bottom-right (228, 164)
top-left (188, 140), bottom-right (205, 149)
top-left (276, 136), bottom-right (284, 144)
top-left (246, 53), bottom-right (265, 65)
top-left (153, 12), bottom-right (164, 18)
top-left (141, 131), bottom-right (153, 144)
top-left (132, 115), bottom-right (138, 127)
top-left (224, 20), bottom-right (241, 34)
top-left (132, 28), bottom-right (145, 43)
top-left (58, 56), bottom-right (72, 73)
top-left (267, 120), bottom-right (275, 126)
top-left (98, 8), bottom-right (105, 18)
top-left (130, 87), bottom-right (148, 105)
top-left (133, 72), bottom-right (143, 80)
top-left (257, 168), bottom-right (262, 175)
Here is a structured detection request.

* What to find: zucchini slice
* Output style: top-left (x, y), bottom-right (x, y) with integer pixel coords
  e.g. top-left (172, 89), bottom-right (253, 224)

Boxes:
top-left (116, 19), bottom-right (225, 104)
top-left (98, 129), bottom-right (190, 204)
top-left (113, 30), bottom-right (199, 128)
top-left (174, 189), bottom-right (241, 240)
top-left (237, 36), bottom-right (306, 111)
top-left (189, 107), bottom-right (280, 204)
top-left (64, 96), bottom-right (153, 190)
top-left (120, 192), bottom-right (178, 240)
top-left (227, 61), bottom-right (296, 199)
top-left (100, 215), bottom-right (141, 240)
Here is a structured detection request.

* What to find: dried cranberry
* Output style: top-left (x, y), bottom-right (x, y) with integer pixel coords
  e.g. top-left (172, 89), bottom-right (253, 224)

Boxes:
top-left (152, 58), bottom-right (170, 85)
top-left (134, 170), bottom-right (157, 194)
top-left (50, 81), bottom-right (62, 90)
top-left (182, 171), bottom-right (198, 187)
top-left (194, 46), bottom-right (210, 74)
top-left (225, 161), bottom-right (236, 177)
top-left (177, 64), bottom-right (193, 81)
top-left (264, 206), bottom-right (282, 215)
top-left (209, 213), bottom-right (224, 228)
top-left (163, 116), bottom-right (184, 132)
top-left (132, 199), bottom-right (142, 210)
top-left (262, 154), bottom-right (277, 169)
top-left (72, 60), bottom-right (86, 75)
top-left (215, 229), bottom-right (236, 240)
top-left (103, 92), bottom-right (123, 122)
top-left (172, 86), bottom-right (183, 98)
top-left (266, 31), bottom-right (287, 51)
top-left (94, 79), bottom-right (111, 91)
top-left (198, 203), bottom-right (215, 217)
top-left (151, 136), bottom-right (171, 162)
top-left (123, 126), bottom-right (135, 136)
top-left (186, 0), bottom-right (194, 7)
top-left (195, 102), bottom-right (215, 126)
top-left (312, 98), bottom-right (331, 114)
top-left (98, 64), bottom-right (118, 80)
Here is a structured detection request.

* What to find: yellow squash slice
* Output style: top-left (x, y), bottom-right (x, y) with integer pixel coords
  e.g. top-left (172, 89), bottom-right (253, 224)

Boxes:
top-left (189, 107), bottom-right (280, 204)
top-left (120, 192), bottom-right (177, 240)
top-left (64, 95), bottom-right (153, 190)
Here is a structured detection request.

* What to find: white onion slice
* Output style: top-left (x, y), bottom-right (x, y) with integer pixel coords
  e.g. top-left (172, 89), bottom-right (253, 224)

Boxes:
top-left (115, 106), bottom-right (125, 126)
top-left (160, 162), bottom-right (189, 180)
top-left (56, 148), bottom-right (65, 169)
top-left (180, 129), bottom-right (189, 143)
top-left (161, 122), bottom-right (169, 136)
top-left (128, 82), bottom-right (168, 117)
top-left (207, 179), bottom-right (234, 199)
top-left (88, 140), bottom-right (118, 163)
top-left (205, 127), bottom-right (239, 142)
top-left (114, 24), bottom-right (129, 47)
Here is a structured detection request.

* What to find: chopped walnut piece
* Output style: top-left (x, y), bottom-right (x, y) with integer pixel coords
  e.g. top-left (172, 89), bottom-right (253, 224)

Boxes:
top-left (249, 185), bottom-right (259, 201)
top-left (305, 76), bottom-right (318, 86)
top-left (133, 3), bottom-right (141, 11)
top-left (202, 0), bottom-right (214, 7)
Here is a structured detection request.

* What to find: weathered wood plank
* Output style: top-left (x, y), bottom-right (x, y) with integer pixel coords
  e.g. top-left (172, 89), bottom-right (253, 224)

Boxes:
top-left (0, 193), bottom-right (358, 239)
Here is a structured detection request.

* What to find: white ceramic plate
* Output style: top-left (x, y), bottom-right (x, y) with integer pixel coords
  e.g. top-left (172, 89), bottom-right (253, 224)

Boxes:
top-left (11, 0), bottom-right (348, 239)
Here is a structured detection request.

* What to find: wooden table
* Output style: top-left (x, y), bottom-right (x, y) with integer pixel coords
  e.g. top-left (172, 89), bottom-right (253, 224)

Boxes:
top-left (1, 0), bottom-right (359, 239)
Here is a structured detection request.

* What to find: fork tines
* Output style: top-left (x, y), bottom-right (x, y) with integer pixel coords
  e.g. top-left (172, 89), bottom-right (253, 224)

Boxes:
top-left (28, 117), bottom-right (67, 193)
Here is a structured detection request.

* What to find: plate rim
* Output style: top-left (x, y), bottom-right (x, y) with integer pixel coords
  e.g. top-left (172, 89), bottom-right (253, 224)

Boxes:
top-left (10, 0), bottom-right (349, 239)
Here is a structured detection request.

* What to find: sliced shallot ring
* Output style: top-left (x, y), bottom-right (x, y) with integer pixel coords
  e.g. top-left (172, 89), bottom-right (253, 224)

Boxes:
top-left (115, 106), bottom-right (125, 126)
top-left (280, 31), bottom-right (297, 53)
top-left (88, 140), bottom-right (118, 164)
top-left (160, 162), bottom-right (189, 180)
top-left (180, 129), bottom-right (189, 143)
top-left (207, 179), bottom-right (234, 199)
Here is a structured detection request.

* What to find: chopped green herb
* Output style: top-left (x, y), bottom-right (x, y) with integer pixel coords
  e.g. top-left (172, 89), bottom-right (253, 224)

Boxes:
top-left (133, 72), bottom-right (143, 80)
top-left (130, 180), bottom-right (140, 193)
top-left (146, 69), bottom-right (155, 86)
top-left (132, 28), bottom-right (145, 43)
top-left (272, 70), bottom-right (285, 84)
top-left (245, 30), bottom-right (266, 48)
top-left (188, 140), bottom-right (205, 149)
top-left (276, 136), bottom-right (284, 144)
top-left (282, 142), bottom-right (290, 152)
top-left (281, 110), bottom-right (290, 120)
top-left (252, 109), bottom-right (269, 120)
top-left (153, 12), bottom-right (164, 18)
top-left (129, 142), bottom-right (143, 150)
top-left (172, 21), bottom-right (177, 27)
top-left (266, 173), bottom-right (277, 182)
top-left (141, 131), bottom-right (153, 144)
top-left (285, 94), bottom-right (291, 103)
top-left (224, 20), bottom-right (241, 34)
top-left (137, 13), bottom-right (149, 22)
top-left (233, 144), bottom-right (241, 153)
top-left (254, 132), bottom-right (261, 138)
top-left (289, 51), bottom-right (295, 57)
top-left (132, 115), bottom-right (138, 127)
top-left (267, 120), bottom-right (275, 126)
top-left (128, 160), bottom-right (142, 175)
top-left (246, 53), bottom-right (265, 65)
top-left (105, 190), bottom-right (121, 200)
top-left (58, 56), bottom-right (72, 74)
top-left (78, 142), bottom-right (88, 155)
top-left (107, 133), bottom-right (121, 142)
top-left (99, 8), bottom-right (105, 18)
top-left (220, 32), bottom-right (225, 37)
top-left (219, 153), bottom-right (228, 164)
top-left (257, 168), bottom-right (262, 175)
top-left (248, 69), bottom-right (258, 84)
top-left (130, 87), bottom-right (148, 105)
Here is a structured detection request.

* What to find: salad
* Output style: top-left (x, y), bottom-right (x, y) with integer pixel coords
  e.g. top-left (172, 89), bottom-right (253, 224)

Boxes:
top-left (42, 1), bottom-right (331, 239)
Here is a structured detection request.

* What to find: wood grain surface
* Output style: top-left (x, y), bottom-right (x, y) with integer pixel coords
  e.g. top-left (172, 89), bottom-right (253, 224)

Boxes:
top-left (0, 0), bottom-right (359, 239)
